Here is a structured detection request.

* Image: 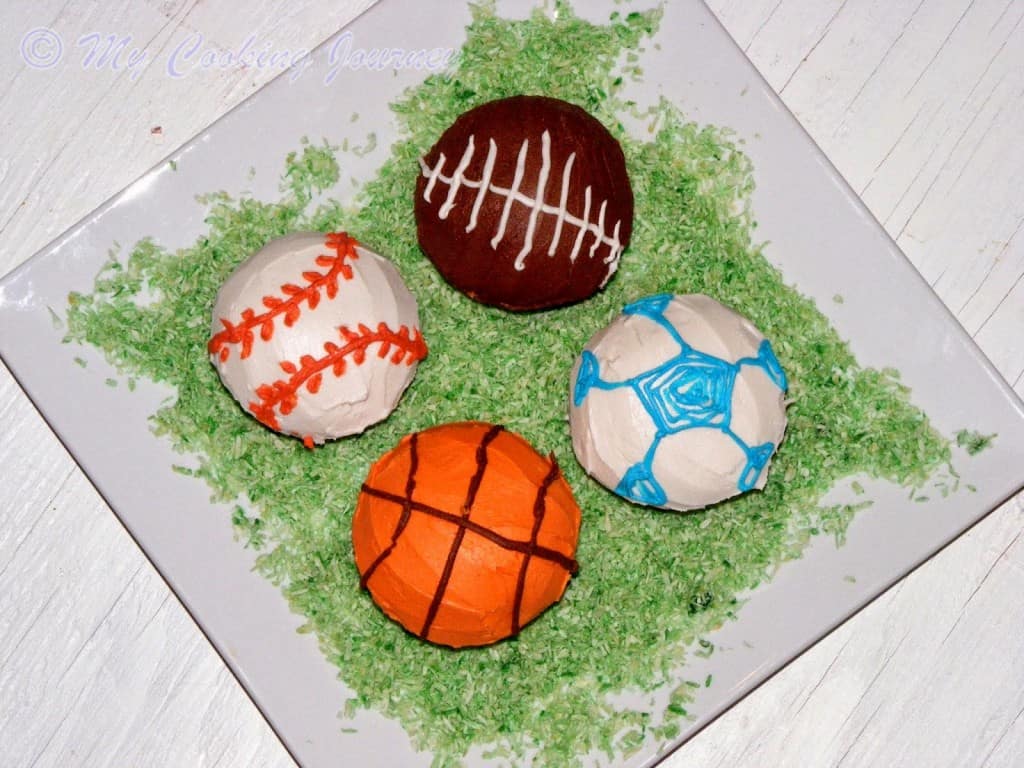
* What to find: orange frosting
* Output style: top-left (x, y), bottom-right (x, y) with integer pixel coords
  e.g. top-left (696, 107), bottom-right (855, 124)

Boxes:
top-left (352, 422), bottom-right (582, 648)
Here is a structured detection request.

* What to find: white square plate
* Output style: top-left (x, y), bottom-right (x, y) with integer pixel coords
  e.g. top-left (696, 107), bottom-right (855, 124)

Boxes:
top-left (2, 1), bottom-right (1023, 766)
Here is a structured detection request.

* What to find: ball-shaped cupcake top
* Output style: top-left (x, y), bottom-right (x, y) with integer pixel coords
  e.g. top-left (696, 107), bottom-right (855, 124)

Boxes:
top-left (353, 422), bottom-right (581, 648)
top-left (415, 95), bottom-right (634, 311)
top-left (208, 232), bottom-right (426, 446)
top-left (569, 294), bottom-right (788, 512)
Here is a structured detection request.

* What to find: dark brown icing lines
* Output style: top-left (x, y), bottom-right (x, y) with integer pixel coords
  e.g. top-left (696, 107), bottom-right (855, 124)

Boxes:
top-left (358, 425), bottom-right (579, 644)
top-left (420, 424), bottom-right (504, 638)
top-left (359, 432), bottom-right (420, 589)
top-left (511, 455), bottom-right (561, 635)
top-left (358, 486), bottom-right (579, 574)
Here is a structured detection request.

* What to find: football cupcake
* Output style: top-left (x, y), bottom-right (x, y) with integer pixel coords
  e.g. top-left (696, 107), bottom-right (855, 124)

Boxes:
top-left (415, 95), bottom-right (634, 311)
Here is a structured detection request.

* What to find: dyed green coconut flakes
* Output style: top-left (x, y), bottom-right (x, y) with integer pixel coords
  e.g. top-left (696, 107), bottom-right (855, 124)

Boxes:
top-left (956, 428), bottom-right (997, 456)
top-left (65, 3), bottom-right (953, 765)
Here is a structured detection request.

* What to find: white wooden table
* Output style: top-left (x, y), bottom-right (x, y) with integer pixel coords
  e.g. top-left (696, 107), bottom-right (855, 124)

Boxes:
top-left (2, 1), bottom-right (1022, 766)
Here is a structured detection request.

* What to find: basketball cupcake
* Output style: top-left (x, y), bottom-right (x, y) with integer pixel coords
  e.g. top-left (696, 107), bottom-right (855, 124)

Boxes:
top-left (352, 422), bottom-right (582, 648)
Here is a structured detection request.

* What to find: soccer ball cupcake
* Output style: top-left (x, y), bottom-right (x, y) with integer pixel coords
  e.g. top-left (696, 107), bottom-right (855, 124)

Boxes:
top-left (570, 294), bottom-right (788, 512)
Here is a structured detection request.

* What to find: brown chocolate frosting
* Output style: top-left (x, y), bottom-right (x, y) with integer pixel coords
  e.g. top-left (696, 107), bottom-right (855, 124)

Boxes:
top-left (415, 95), bottom-right (634, 311)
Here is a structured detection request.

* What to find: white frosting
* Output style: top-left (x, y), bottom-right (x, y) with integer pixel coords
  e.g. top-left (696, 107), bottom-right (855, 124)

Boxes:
top-left (549, 151), bottom-right (575, 257)
top-left (209, 232), bottom-right (424, 444)
top-left (491, 137), bottom-right (529, 252)
top-left (517, 130), bottom-right (553, 270)
top-left (569, 294), bottom-right (788, 512)
top-left (570, 185), bottom-right (593, 264)
top-left (468, 138), bottom-right (498, 233)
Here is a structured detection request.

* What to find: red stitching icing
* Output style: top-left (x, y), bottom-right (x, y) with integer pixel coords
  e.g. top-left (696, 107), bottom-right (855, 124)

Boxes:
top-left (208, 232), bottom-right (360, 362)
top-left (248, 323), bottom-right (428, 432)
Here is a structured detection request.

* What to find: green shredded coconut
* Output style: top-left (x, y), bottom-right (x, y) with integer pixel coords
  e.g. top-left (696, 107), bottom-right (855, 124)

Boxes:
top-left (694, 639), bottom-right (715, 660)
top-left (652, 720), bottom-right (679, 742)
top-left (352, 132), bottom-right (378, 158)
top-left (63, 3), bottom-right (953, 765)
top-left (955, 428), bottom-right (996, 456)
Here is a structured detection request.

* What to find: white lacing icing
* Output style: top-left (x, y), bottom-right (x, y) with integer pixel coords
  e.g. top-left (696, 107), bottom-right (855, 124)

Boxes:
top-left (570, 186), bottom-right (592, 264)
top-left (549, 151), bottom-right (575, 257)
top-left (439, 136), bottom-right (476, 219)
top-left (423, 153), bottom-right (446, 203)
top-left (516, 131), bottom-right (553, 270)
top-left (491, 138), bottom-right (529, 252)
top-left (419, 130), bottom-right (625, 273)
top-left (467, 138), bottom-right (497, 233)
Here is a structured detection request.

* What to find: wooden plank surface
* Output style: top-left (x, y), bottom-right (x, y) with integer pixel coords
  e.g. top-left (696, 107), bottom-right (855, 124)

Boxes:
top-left (1, 1), bottom-right (1021, 766)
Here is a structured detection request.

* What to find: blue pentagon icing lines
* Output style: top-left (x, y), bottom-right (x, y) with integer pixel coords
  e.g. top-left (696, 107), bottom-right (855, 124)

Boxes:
top-left (572, 294), bottom-right (789, 511)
